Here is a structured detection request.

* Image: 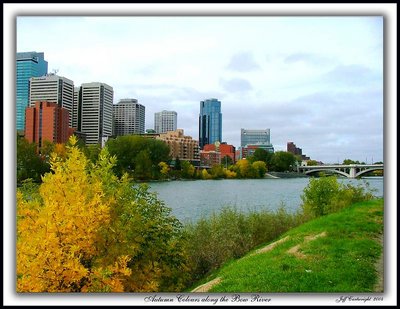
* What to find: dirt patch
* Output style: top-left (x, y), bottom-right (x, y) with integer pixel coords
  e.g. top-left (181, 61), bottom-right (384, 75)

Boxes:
top-left (250, 236), bottom-right (290, 256)
top-left (373, 233), bottom-right (384, 292)
top-left (287, 232), bottom-right (327, 259)
top-left (191, 277), bottom-right (222, 293)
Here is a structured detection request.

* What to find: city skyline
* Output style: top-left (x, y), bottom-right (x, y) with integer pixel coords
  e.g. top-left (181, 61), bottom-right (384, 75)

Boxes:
top-left (15, 15), bottom-right (384, 163)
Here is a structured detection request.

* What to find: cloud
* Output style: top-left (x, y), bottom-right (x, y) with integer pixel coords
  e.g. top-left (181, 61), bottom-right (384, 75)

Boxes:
top-left (321, 64), bottom-right (382, 87)
top-left (226, 52), bottom-right (260, 72)
top-left (220, 78), bottom-right (253, 93)
top-left (284, 53), bottom-right (331, 66)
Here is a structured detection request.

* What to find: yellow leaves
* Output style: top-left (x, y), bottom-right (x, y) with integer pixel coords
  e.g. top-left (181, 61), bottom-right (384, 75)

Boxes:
top-left (17, 139), bottom-right (115, 292)
top-left (81, 255), bottom-right (131, 293)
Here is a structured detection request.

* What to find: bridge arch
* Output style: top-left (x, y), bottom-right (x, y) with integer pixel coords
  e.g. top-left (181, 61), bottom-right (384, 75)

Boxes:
top-left (355, 167), bottom-right (384, 178)
top-left (304, 169), bottom-right (350, 178)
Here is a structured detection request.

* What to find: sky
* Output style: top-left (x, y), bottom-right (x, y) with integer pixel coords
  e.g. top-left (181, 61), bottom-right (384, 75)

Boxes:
top-left (15, 14), bottom-right (385, 164)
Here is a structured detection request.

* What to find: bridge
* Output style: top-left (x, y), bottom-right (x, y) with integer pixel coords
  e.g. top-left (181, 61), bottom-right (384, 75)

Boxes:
top-left (297, 164), bottom-right (384, 179)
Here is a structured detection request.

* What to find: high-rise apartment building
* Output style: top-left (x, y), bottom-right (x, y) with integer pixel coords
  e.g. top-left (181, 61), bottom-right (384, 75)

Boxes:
top-left (29, 74), bottom-right (74, 127)
top-left (113, 99), bottom-right (145, 136)
top-left (25, 101), bottom-right (71, 148)
top-left (199, 98), bottom-right (222, 149)
top-left (16, 51), bottom-right (48, 131)
top-left (154, 110), bottom-right (177, 133)
top-left (80, 82), bottom-right (113, 145)
top-left (156, 129), bottom-right (200, 163)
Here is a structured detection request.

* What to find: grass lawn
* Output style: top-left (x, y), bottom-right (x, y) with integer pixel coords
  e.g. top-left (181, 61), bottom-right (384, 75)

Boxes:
top-left (191, 199), bottom-right (384, 293)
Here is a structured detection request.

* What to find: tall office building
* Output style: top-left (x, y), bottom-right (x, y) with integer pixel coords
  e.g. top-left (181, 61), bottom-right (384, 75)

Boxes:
top-left (199, 98), bottom-right (222, 149)
top-left (241, 129), bottom-right (271, 147)
top-left (239, 128), bottom-right (274, 159)
top-left (113, 99), bottom-right (145, 136)
top-left (16, 51), bottom-right (48, 131)
top-left (29, 74), bottom-right (74, 127)
top-left (72, 86), bottom-right (81, 130)
top-left (154, 110), bottom-right (177, 133)
top-left (80, 82), bottom-right (113, 145)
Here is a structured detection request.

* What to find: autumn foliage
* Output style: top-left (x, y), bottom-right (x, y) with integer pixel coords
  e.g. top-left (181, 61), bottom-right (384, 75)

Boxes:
top-left (17, 136), bottom-right (189, 292)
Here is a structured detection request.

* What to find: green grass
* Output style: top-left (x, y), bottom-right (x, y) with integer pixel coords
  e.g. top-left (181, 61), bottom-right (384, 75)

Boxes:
top-left (191, 199), bottom-right (384, 293)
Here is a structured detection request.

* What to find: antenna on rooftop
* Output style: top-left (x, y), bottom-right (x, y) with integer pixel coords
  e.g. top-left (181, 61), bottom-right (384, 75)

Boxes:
top-left (51, 68), bottom-right (59, 75)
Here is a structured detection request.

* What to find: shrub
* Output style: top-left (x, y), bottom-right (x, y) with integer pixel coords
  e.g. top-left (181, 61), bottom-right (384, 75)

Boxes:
top-left (183, 205), bottom-right (301, 283)
top-left (300, 176), bottom-right (376, 219)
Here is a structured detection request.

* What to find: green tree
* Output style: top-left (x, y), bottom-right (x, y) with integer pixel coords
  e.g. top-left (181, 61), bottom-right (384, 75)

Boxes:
top-left (270, 151), bottom-right (297, 172)
top-left (306, 160), bottom-right (319, 166)
top-left (221, 155), bottom-right (233, 167)
top-left (248, 148), bottom-right (273, 166)
top-left (252, 161), bottom-right (267, 178)
top-left (210, 164), bottom-right (225, 179)
top-left (174, 157), bottom-right (182, 171)
top-left (106, 135), bottom-right (170, 179)
top-left (181, 161), bottom-right (195, 179)
top-left (17, 137), bottom-right (50, 184)
top-left (343, 159), bottom-right (361, 165)
top-left (134, 150), bottom-right (152, 180)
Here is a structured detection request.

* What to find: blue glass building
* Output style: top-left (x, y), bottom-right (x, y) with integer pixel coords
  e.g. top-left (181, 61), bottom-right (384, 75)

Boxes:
top-left (16, 52), bottom-right (48, 131)
top-left (199, 98), bottom-right (222, 149)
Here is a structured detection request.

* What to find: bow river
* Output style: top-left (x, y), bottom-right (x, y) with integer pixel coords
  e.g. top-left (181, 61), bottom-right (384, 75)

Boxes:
top-left (148, 177), bottom-right (384, 224)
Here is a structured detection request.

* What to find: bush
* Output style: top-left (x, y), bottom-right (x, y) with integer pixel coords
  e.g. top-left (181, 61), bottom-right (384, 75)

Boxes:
top-left (183, 205), bottom-right (301, 283)
top-left (300, 176), bottom-right (376, 219)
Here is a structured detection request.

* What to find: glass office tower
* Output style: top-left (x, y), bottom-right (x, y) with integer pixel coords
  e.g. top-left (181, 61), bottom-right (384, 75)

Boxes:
top-left (199, 98), bottom-right (222, 149)
top-left (16, 52), bottom-right (48, 131)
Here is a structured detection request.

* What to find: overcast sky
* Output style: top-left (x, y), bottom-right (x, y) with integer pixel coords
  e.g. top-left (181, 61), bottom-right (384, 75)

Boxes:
top-left (16, 15), bottom-right (384, 163)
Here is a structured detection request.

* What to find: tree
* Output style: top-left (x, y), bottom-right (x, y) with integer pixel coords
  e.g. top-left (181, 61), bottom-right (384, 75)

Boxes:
top-left (221, 155), bottom-right (233, 167)
top-left (252, 161), bottom-right (267, 178)
top-left (17, 136), bottom-right (130, 292)
top-left (17, 136), bottom-right (189, 292)
top-left (270, 151), bottom-right (297, 172)
top-left (210, 164), bottom-right (225, 179)
top-left (306, 160), bottom-right (319, 166)
top-left (247, 148), bottom-right (273, 165)
top-left (106, 135), bottom-right (170, 179)
top-left (343, 159), bottom-right (362, 165)
top-left (158, 161), bottom-right (170, 179)
top-left (134, 150), bottom-right (152, 180)
top-left (17, 137), bottom-right (50, 184)
top-left (181, 161), bottom-right (195, 179)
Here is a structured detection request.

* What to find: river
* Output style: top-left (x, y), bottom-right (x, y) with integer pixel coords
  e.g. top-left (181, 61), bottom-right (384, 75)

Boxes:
top-left (148, 177), bottom-right (384, 224)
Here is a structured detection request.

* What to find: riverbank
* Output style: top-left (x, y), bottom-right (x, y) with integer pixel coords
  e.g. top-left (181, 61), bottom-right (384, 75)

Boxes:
top-left (266, 171), bottom-right (310, 178)
top-left (190, 198), bottom-right (384, 293)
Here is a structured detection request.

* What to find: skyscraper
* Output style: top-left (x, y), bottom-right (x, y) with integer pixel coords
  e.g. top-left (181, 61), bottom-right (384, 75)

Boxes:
top-left (16, 51), bottom-right (48, 131)
top-left (113, 99), bottom-right (145, 136)
top-left (154, 110), bottom-right (177, 133)
top-left (80, 82), bottom-right (113, 145)
top-left (199, 98), bottom-right (222, 149)
top-left (29, 74), bottom-right (74, 127)
top-left (72, 86), bottom-right (81, 130)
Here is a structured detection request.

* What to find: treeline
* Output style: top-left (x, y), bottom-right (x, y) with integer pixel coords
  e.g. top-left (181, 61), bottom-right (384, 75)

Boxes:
top-left (17, 134), bottom-right (300, 184)
top-left (16, 136), bottom-right (378, 292)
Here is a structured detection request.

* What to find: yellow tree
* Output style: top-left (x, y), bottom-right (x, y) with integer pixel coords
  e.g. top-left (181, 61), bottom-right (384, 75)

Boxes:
top-left (17, 136), bottom-right (130, 292)
top-left (158, 161), bottom-right (170, 179)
